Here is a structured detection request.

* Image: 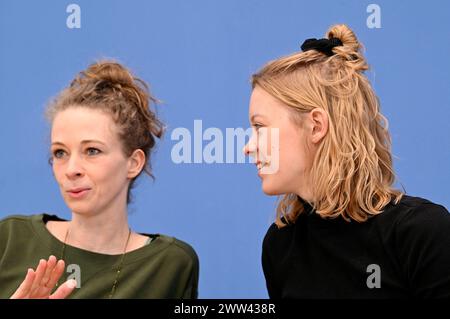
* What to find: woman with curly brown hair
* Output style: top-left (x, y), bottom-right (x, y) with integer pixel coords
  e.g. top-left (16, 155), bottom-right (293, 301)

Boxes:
top-left (244, 24), bottom-right (450, 298)
top-left (0, 61), bottom-right (199, 299)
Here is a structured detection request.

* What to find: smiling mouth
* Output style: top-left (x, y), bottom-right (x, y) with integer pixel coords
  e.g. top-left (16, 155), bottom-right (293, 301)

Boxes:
top-left (256, 161), bottom-right (270, 171)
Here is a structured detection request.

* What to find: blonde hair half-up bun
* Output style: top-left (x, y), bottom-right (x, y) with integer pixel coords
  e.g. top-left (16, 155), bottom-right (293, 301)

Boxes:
top-left (326, 24), bottom-right (369, 72)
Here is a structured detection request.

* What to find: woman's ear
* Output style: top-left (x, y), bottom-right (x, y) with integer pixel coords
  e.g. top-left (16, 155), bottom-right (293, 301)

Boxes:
top-left (127, 149), bottom-right (146, 179)
top-left (309, 108), bottom-right (329, 144)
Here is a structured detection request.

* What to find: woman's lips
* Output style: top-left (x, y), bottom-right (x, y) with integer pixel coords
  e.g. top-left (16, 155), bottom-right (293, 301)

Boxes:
top-left (256, 160), bottom-right (270, 174)
top-left (66, 188), bottom-right (91, 199)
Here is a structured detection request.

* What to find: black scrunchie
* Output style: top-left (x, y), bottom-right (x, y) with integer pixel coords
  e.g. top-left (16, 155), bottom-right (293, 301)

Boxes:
top-left (301, 37), bottom-right (343, 56)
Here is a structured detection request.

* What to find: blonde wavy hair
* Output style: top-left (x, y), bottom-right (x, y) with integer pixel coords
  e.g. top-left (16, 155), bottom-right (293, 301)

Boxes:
top-left (251, 24), bottom-right (404, 227)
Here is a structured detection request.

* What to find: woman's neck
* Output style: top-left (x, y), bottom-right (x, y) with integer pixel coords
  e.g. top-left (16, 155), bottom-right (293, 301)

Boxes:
top-left (66, 209), bottom-right (130, 255)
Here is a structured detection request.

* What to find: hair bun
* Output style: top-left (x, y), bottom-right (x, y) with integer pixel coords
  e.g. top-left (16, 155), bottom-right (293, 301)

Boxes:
top-left (325, 24), bottom-right (368, 72)
top-left (73, 61), bottom-right (135, 88)
top-left (326, 24), bottom-right (360, 52)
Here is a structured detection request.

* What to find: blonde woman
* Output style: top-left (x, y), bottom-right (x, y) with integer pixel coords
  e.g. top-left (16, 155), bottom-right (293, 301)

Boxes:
top-left (244, 24), bottom-right (450, 298)
top-left (0, 61), bottom-right (199, 298)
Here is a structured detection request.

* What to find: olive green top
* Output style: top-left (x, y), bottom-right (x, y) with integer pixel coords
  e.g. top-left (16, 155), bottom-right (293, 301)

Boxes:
top-left (0, 214), bottom-right (199, 299)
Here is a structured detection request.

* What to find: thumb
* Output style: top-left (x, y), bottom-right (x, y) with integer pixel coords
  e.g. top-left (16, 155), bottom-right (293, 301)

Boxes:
top-left (49, 279), bottom-right (77, 299)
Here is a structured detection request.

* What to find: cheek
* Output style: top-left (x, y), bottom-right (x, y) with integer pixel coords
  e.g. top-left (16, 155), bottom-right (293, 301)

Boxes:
top-left (260, 143), bottom-right (307, 196)
top-left (257, 128), bottom-right (277, 159)
top-left (279, 131), bottom-right (307, 173)
top-left (92, 159), bottom-right (129, 189)
top-left (52, 164), bottom-right (65, 185)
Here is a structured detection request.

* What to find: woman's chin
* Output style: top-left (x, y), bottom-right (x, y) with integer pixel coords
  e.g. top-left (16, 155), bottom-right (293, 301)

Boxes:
top-left (65, 203), bottom-right (93, 215)
top-left (261, 180), bottom-right (284, 196)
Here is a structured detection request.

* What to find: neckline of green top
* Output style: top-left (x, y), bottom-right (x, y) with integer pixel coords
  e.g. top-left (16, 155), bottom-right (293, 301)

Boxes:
top-left (30, 213), bottom-right (174, 265)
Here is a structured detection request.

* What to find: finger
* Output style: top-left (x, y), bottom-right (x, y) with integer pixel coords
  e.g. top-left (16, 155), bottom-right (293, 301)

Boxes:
top-left (45, 259), bottom-right (66, 289)
top-left (10, 268), bottom-right (35, 299)
top-left (49, 279), bottom-right (77, 299)
top-left (31, 256), bottom-right (60, 298)
top-left (42, 256), bottom-right (57, 287)
top-left (29, 259), bottom-right (47, 293)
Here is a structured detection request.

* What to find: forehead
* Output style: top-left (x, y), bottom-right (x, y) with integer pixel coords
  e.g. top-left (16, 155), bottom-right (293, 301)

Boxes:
top-left (51, 107), bottom-right (118, 142)
top-left (249, 87), bottom-right (289, 119)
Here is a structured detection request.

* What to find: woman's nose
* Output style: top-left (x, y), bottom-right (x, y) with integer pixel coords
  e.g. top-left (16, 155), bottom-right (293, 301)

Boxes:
top-left (243, 136), bottom-right (257, 156)
top-left (65, 155), bottom-right (84, 179)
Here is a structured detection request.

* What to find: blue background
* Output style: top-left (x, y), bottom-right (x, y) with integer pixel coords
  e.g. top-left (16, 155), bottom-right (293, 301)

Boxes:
top-left (0, 0), bottom-right (449, 298)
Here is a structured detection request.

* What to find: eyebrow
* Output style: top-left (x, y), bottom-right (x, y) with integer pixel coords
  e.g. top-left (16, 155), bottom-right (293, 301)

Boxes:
top-left (51, 140), bottom-right (106, 146)
top-left (250, 114), bottom-right (266, 122)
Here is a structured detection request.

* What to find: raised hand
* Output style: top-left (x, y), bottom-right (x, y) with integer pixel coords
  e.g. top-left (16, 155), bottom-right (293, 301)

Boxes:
top-left (10, 255), bottom-right (77, 299)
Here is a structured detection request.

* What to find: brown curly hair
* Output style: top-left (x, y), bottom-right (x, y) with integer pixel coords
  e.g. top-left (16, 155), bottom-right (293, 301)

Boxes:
top-left (46, 60), bottom-right (165, 203)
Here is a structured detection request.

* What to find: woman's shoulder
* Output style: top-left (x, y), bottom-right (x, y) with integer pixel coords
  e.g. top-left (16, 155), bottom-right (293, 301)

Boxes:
top-left (376, 194), bottom-right (450, 248)
top-left (380, 194), bottom-right (449, 225)
top-left (0, 214), bottom-right (47, 250)
top-left (0, 213), bottom-right (62, 239)
top-left (262, 217), bottom-right (295, 252)
top-left (0, 213), bottom-right (44, 228)
top-left (390, 194), bottom-right (447, 210)
top-left (381, 195), bottom-right (450, 296)
top-left (263, 195), bottom-right (450, 244)
top-left (153, 234), bottom-right (199, 266)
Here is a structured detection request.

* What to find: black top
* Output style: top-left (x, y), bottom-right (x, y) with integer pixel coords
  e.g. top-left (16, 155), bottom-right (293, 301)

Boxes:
top-left (262, 195), bottom-right (450, 298)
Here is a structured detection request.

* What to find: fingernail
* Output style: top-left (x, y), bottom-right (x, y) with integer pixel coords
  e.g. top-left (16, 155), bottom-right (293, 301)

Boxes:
top-left (67, 279), bottom-right (77, 289)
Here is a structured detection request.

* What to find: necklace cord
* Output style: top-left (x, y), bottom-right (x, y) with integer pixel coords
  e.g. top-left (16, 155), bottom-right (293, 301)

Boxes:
top-left (59, 226), bottom-right (132, 299)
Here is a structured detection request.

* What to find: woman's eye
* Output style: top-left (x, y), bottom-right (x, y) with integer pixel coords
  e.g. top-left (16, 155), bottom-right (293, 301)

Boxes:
top-left (53, 150), bottom-right (66, 159)
top-left (253, 124), bottom-right (263, 131)
top-left (86, 148), bottom-right (101, 156)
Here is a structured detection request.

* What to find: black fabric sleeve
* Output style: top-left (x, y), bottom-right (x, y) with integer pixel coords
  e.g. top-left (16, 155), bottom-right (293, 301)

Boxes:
top-left (262, 223), bottom-right (281, 299)
top-left (395, 202), bottom-right (450, 298)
